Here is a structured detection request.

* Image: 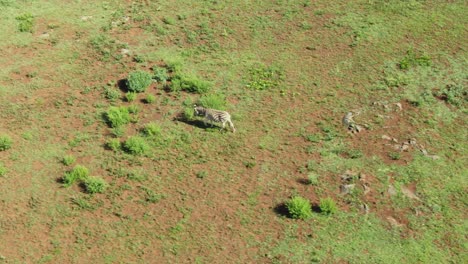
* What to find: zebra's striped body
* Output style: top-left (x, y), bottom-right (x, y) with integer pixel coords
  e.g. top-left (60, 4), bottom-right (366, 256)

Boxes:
top-left (194, 106), bottom-right (236, 133)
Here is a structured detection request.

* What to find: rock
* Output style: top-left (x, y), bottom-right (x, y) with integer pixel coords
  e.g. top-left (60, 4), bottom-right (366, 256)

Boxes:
top-left (399, 144), bottom-right (410, 152)
top-left (340, 170), bottom-right (357, 182)
top-left (387, 185), bottom-right (397, 196)
top-left (39, 32), bottom-right (49, 38)
top-left (360, 203), bottom-right (370, 214)
top-left (387, 216), bottom-right (403, 227)
top-left (401, 186), bottom-right (421, 201)
top-left (340, 184), bottom-right (355, 195)
top-left (363, 184), bottom-right (371, 195)
top-left (80, 16), bottom-right (93, 21)
top-left (120, 48), bottom-right (131, 55)
top-left (382, 135), bottom-right (392, 141)
top-left (394, 102), bottom-right (403, 111)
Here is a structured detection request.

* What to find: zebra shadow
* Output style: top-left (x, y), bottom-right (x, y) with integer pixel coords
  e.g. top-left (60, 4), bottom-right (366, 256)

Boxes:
top-left (174, 115), bottom-right (225, 131)
top-left (174, 115), bottom-right (211, 129)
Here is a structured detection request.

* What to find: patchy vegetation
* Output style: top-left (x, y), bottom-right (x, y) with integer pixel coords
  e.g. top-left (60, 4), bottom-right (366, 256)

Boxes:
top-left (0, 0), bottom-right (466, 263)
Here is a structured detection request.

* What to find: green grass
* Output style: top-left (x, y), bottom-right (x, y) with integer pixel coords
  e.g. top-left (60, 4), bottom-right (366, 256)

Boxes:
top-left (0, 135), bottom-right (12, 151)
top-left (83, 176), bottom-right (108, 194)
top-left (127, 70), bottom-right (153, 93)
top-left (285, 196), bottom-right (313, 220)
top-left (0, 0), bottom-right (466, 263)
top-left (105, 106), bottom-right (131, 128)
top-left (63, 165), bottom-right (89, 187)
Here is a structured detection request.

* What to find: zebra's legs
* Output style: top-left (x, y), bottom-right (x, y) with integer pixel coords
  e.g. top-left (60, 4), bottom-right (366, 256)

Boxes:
top-left (228, 120), bottom-right (235, 133)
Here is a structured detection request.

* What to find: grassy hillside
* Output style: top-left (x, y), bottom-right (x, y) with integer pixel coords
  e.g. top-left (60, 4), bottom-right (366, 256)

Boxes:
top-left (0, 0), bottom-right (466, 263)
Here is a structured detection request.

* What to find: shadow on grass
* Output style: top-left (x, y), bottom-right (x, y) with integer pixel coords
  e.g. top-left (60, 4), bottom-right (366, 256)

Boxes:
top-left (117, 79), bottom-right (129, 92)
top-left (273, 203), bottom-right (290, 218)
top-left (174, 114), bottom-right (212, 130)
top-left (312, 204), bottom-right (322, 213)
top-left (274, 202), bottom-right (322, 218)
top-left (297, 178), bottom-right (311, 185)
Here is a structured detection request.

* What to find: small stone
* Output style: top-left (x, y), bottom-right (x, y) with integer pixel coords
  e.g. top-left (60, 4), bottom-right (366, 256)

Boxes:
top-left (394, 102), bottom-right (403, 111)
top-left (401, 186), bottom-right (421, 201)
top-left (400, 144), bottom-right (410, 152)
top-left (387, 185), bottom-right (397, 196)
top-left (360, 203), bottom-right (370, 214)
top-left (80, 16), bottom-right (93, 21)
top-left (382, 135), bottom-right (392, 141)
top-left (340, 170), bottom-right (356, 182)
top-left (39, 32), bottom-right (49, 38)
top-left (340, 184), bottom-right (355, 195)
top-left (120, 48), bottom-right (130, 55)
top-left (363, 184), bottom-right (371, 195)
top-left (387, 216), bottom-right (403, 227)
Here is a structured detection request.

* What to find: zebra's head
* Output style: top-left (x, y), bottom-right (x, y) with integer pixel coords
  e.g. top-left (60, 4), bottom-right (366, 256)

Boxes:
top-left (194, 105), bottom-right (205, 116)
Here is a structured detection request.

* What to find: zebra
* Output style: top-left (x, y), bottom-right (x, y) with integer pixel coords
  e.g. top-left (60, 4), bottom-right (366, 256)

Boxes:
top-left (194, 105), bottom-right (236, 133)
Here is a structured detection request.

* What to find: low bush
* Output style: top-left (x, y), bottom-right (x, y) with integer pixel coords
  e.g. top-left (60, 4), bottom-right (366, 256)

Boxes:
top-left (145, 94), bottom-right (156, 104)
top-left (63, 165), bottom-right (89, 187)
top-left (62, 155), bottom-right (76, 166)
top-left (0, 135), bottom-right (12, 151)
top-left (127, 70), bottom-right (152, 92)
top-left (105, 106), bottom-right (131, 128)
top-left (0, 163), bottom-right (6, 177)
top-left (152, 66), bottom-right (169, 84)
top-left (247, 63), bottom-right (284, 90)
top-left (106, 138), bottom-right (121, 151)
top-left (142, 122), bottom-right (162, 137)
top-left (198, 94), bottom-right (226, 109)
top-left (319, 197), bottom-right (338, 215)
top-left (123, 136), bottom-right (149, 155)
top-left (170, 73), bottom-right (211, 94)
top-left (125, 92), bottom-right (137, 102)
top-left (286, 196), bottom-right (313, 219)
top-left (103, 87), bottom-right (121, 102)
top-left (16, 13), bottom-right (34, 33)
top-left (84, 176), bottom-right (108, 194)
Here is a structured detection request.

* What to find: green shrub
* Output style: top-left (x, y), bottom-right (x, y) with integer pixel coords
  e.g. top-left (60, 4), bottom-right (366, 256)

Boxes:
top-left (90, 34), bottom-right (127, 61)
top-left (0, 163), bottom-right (6, 177)
top-left (247, 64), bottom-right (284, 90)
top-left (127, 70), bottom-right (152, 93)
top-left (62, 155), bottom-right (76, 166)
top-left (127, 105), bottom-right (139, 114)
top-left (84, 176), bottom-right (108, 194)
top-left (16, 13), bottom-right (34, 33)
top-left (153, 66), bottom-right (169, 84)
top-left (125, 92), bottom-right (137, 102)
top-left (111, 127), bottom-right (125, 137)
top-left (142, 122), bottom-right (161, 137)
top-left (63, 165), bottom-right (89, 187)
top-left (399, 49), bottom-right (431, 70)
top-left (286, 196), bottom-right (313, 219)
top-left (198, 94), bottom-right (226, 109)
top-left (438, 84), bottom-right (466, 107)
top-left (319, 197), bottom-right (338, 215)
top-left (183, 107), bottom-right (195, 120)
top-left (145, 94), bottom-right (156, 104)
top-left (170, 74), bottom-right (211, 94)
top-left (307, 173), bottom-right (319, 185)
top-left (103, 87), bottom-right (121, 101)
top-left (123, 136), bottom-right (149, 155)
top-left (0, 135), bottom-right (12, 151)
top-left (106, 138), bottom-right (121, 151)
top-left (389, 152), bottom-right (401, 160)
top-left (105, 106), bottom-right (131, 127)
top-left (166, 60), bottom-right (184, 73)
